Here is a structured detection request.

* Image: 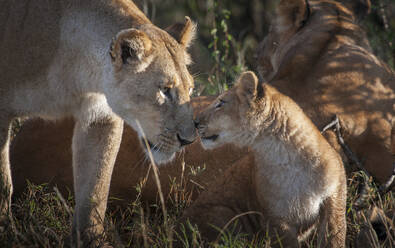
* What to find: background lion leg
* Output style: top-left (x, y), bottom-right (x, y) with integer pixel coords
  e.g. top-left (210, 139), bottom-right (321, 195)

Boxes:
top-left (0, 115), bottom-right (13, 226)
top-left (267, 222), bottom-right (299, 248)
top-left (71, 116), bottom-right (123, 247)
top-left (317, 186), bottom-right (347, 248)
top-left (178, 154), bottom-right (260, 243)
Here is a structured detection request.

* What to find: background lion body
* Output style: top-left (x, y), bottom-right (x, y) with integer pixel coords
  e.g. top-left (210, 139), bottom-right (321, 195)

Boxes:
top-left (256, 0), bottom-right (395, 183)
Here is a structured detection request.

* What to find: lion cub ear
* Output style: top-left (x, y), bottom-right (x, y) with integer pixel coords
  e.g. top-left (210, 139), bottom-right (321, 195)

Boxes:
top-left (236, 71), bottom-right (259, 102)
top-left (109, 28), bottom-right (152, 70)
top-left (166, 16), bottom-right (197, 48)
top-left (276, 0), bottom-right (309, 29)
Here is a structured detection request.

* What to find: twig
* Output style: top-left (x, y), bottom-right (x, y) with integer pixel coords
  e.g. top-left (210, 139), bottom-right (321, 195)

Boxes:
top-left (189, 179), bottom-right (205, 190)
top-left (320, 115), bottom-right (394, 210)
top-left (321, 116), bottom-right (370, 175)
top-left (320, 117), bottom-right (339, 134)
top-left (378, 162), bottom-right (395, 195)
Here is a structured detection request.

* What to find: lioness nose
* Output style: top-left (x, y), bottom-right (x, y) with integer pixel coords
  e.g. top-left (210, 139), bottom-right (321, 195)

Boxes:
top-left (177, 133), bottom-right (195, 146)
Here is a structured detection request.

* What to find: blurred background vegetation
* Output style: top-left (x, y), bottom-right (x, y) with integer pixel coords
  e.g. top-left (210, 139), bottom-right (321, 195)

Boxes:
top-left (134, 0), bottom-right (395, 96)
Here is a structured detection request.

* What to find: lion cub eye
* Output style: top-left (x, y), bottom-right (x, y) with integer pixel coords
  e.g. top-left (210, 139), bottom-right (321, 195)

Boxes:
top-left (215, 99), bottom-right (226, 109)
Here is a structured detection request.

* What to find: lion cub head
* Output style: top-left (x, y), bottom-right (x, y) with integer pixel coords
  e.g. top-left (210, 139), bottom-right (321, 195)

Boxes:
top-left (196, 71), bottom-right (266, 149)
top-left (106, 18), bottom-right (197, 164)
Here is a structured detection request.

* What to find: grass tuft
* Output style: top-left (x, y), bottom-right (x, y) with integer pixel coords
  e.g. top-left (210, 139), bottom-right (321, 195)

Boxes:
top-left (0, 170), bottom-right (393, 247)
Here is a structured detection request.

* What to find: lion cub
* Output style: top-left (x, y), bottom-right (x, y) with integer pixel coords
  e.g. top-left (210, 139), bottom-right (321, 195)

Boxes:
top-left (195, 71), bottom-right (347, 247)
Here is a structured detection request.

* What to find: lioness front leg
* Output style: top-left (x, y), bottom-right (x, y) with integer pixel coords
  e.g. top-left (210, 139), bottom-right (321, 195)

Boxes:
top-left (72, 116), bottom-right (123, 247)
top-left (0, 115), bottom-right (13, 226)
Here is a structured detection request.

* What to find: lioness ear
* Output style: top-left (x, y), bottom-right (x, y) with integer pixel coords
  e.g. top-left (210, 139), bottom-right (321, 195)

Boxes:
top-left (166, 16), bottom-right (196, 48)
top-left (109, 28), bottom-right (152, 70)
top-left (276, 0), bottom-right (309, 29)
top-left (236, 71), bottom-right (259, 102)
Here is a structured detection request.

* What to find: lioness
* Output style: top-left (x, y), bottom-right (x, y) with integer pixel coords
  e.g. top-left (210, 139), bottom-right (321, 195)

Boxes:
top-left (256, 0), bottom-right (395, 184)
top-left (0, 0), bottom-right (197, 245)
top-left (191, 71), bottom-right (347, 247)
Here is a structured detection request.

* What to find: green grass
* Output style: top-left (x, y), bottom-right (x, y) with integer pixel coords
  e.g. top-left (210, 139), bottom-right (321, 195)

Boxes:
top-left (0, 170), bottom-right (393, 248)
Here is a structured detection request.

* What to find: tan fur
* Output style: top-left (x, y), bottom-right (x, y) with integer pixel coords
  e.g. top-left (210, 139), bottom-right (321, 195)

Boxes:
top-left (0, 0), bottom-right (197, 246)
top-left (10, 97), bottom-right (249, 203)
top-left (188, 72), bottom-right (347, 247)
top-left (256, 0), bottom-right (395, 183)
top-left (6, 0), bottom-right (393, 245)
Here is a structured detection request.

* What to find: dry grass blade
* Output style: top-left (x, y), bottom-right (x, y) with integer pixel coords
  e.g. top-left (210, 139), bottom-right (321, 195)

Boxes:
top-left (2, 160), bottom-right (393, 247)
top-left (53, 186), bottom-right (72, 216)
top-left (136, 120), bottom-right (173, 248)
top-left (214, 211), bottom-right (264, 244)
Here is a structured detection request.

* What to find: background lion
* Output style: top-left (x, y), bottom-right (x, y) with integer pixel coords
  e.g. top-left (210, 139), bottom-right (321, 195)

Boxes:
top-left (256, 0), bottom-right (395, 184)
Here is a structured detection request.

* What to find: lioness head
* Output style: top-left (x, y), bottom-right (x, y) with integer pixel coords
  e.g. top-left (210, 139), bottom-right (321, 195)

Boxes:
top-left (106, 18), bottom-right (197, 164)
top-left (196, 71), bottom-right (264, 149)
top-left (256, 0), bottom-right (371, 81)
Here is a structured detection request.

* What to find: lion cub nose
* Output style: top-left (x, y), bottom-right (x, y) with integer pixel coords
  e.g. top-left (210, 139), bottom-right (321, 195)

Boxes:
top-left (177, 133), bottom-right (195, 146)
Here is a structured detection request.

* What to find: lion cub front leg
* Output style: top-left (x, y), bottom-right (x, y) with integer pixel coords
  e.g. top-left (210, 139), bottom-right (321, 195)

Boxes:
top-left (0, 115), bottom-right (13, 227)
top-left (317, 185), bottom-right (347, 248)
top-left (71, 116), bottom-right (123, 247)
